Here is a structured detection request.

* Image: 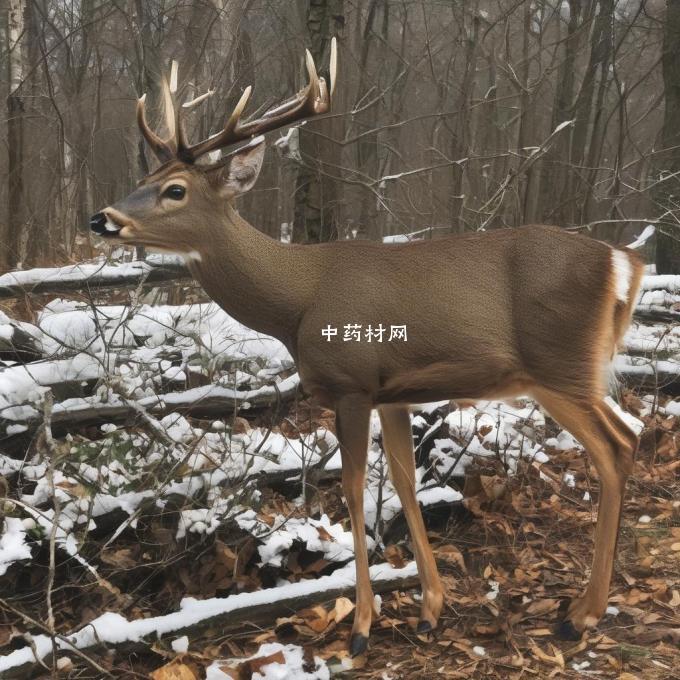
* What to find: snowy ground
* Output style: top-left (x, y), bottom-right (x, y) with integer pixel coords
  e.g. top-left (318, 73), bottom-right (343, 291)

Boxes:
top-left (0, 259), bottom-right (678, 677)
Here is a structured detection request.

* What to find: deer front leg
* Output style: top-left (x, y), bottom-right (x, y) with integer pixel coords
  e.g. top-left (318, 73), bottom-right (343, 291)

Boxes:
top-left (379, 404), bottom-right (443, 632)
top-left (335, 394), bottom-right (375, 657)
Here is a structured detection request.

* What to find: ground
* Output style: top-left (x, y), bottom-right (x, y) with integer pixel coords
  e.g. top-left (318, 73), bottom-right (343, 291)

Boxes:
top-left (0, 262), bottom-right (678, 678)
top-left (1, 393), bottom-right (678, 679)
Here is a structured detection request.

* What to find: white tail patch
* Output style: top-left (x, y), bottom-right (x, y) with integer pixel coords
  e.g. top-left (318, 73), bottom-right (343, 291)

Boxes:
top-left (611, 249), bottom-right (632, 303)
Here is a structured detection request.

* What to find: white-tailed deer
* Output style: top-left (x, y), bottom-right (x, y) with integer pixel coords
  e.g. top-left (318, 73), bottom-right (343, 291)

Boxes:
top-left (91, 43), bottom-right (644, 656)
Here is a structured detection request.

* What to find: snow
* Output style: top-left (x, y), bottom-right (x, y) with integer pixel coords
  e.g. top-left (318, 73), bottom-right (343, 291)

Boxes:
top-left (416, 486), bottom-right (463, 506)
top-left (0, 561), bottom-right (417, 674)
top-left (553, 119), bottom-right (574, 134)
top-left (485, 580), bottom-right (500, 601)
top-left (665, 400), bottom-right (680, 417)
top-left (430, 400), bottom-right (546, 477)
top-left (382, 228), bottom-right (434, 243)
top-left (206, 643), bottom-right (329, 680)
top-left (605, 396), bottom-right (644, 435)
top-left (236, 513), bottom-right (361, 566)
top-left (627, 225), bottom-right (655, 250)
top-left (171, 636), bottom-right (189, 653)
top-left (0, 354), bottom-right (108, 419)
top-left (639, 275), bottom-right (680, 293)
top-left (0, 517), bottom-right (32, 576)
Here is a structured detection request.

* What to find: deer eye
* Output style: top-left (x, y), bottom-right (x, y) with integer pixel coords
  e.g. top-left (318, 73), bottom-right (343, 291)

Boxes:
top-left (163, 184), bottom-right (186, 200)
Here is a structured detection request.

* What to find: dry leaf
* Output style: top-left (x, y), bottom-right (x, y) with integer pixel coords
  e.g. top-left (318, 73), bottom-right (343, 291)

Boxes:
top-left (298, 605), bottom-right (330, 633)
top-left (435, 544), bottom-right (467, 573)
top-left (316, 525), bottom-right (334, 542)
top-left (331, 597), bottom-right (355, 624)
top-left (529, 641), bottom-right (565, 669)
top-left (149, 659), bottom-right (200, 680)
top-left (384, 544), bottom-right (407, 569)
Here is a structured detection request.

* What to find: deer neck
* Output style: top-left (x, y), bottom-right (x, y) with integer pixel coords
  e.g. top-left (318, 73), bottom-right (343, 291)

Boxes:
top-left (185, 203), bottom-right (318, 347)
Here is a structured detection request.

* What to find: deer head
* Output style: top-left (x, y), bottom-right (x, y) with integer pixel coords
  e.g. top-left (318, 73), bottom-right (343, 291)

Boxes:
top-left (90, 41), bottom-right (337, 253)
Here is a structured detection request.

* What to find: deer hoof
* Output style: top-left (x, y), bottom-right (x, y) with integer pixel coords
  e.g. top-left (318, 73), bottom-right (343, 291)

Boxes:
top-left (416, 620), bottom-right (433, 634)
top-left (553, 617), bottom-right (583, 641)
top-left (349, 632), bottom-right (369, 657)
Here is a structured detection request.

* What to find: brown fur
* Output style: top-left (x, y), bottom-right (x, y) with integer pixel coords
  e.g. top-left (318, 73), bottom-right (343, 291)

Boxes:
top-left (96, 143), bottom-right (645, 648)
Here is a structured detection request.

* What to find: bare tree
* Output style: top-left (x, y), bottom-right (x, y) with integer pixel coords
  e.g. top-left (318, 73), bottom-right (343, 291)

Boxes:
top-left (655, 0), bottom-right (680, 274)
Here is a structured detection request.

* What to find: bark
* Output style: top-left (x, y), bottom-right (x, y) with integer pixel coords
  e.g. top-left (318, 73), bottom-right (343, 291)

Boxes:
top-left (567, 0), bottom-right (613, 225)
top-left (354, 0), bottom-right (383, 240)
top-left (4, 0), bottom-right (26, 270)
top-left (292, 0), bottom-right (345, 243)
top-left (448, 11), bottom-right (479, 232)
top-left (538, 0), bottom-right (583, 224)
top-left (655, 1), bottom-right (680, 274)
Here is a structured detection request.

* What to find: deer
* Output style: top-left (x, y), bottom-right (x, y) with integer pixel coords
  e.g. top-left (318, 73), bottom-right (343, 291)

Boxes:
top-left (90, 42), bottom-right (644, 657)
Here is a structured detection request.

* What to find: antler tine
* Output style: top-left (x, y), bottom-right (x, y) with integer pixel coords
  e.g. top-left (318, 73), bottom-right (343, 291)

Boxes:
top-left (225, 85), bottom-right (253, 134)
top-left (176, 88), bottom-right (216, 159)
top-left (136, 94), bottom-right (175, 163)
top-left (175, 40), bottom-right (336, 163)
top-left (180, 85), bottom-right (252, 161)
top-left (182, 89), bottom-right (216, 109)
top-left (305, 49), bottom-right (320, 103)
top-left (160, 75), bottom-right (177, 143)
top-left (329, 36), bottom-right (337, 98)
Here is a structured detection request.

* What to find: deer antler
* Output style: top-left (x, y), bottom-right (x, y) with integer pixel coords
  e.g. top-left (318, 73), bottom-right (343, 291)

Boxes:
top-left (137, 37), bottom-right (337, 165)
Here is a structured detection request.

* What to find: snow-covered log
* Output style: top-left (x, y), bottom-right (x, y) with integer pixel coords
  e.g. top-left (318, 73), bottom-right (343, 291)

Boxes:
top-left (639, 274), bottom-right (680, 293)
top-left (0, 256), bottom-right (190, 300)
top-left (0, 318), bottom-right (42, 362)
top-left (614, 355), bottom-right (680, 394)
top-left (0, 375), bottom-right (301, 451)
top-left (0, 561), bottom-right (419, 678)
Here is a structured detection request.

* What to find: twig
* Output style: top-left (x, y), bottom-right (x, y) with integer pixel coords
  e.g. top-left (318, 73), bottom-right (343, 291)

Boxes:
top-left (42, 390), bottom-right (60, 675)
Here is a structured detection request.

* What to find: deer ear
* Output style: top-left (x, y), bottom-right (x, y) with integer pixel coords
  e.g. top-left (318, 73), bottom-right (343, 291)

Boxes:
top-left (207, 140), bottom-right (265, 197)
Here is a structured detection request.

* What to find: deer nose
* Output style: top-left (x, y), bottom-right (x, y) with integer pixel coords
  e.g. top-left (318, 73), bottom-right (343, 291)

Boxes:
top-left (90, 212), bottom-right (108, 234)
top-left (90, 211), bottom-right (122, 236)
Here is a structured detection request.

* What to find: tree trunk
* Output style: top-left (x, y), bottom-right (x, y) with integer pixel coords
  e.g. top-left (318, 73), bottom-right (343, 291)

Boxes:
top-left (537, 0), bottom-right (583, 225)
top-left (567, 0), bottom-right (613, 225)
top-left (4, 0), bottom-right (26, 270)
top-left (655, 1), bottom-right (680, 274)
top-left (292, 0), bottom-right (344, 243)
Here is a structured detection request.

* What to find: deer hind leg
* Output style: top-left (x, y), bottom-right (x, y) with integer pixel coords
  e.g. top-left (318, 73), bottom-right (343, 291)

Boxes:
top-left (378, 404), bottom-right (444, 632)
top-left (534, 389), bottom-right (637, 639)
top-left (335, 394), bottom-right (376, 656)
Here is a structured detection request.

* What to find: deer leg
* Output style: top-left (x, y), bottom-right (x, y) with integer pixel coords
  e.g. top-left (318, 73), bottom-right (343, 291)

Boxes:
top-left (335, 394), bottom-right (375, 656)
top-left (379, 404), bottom-right (443, 632)
top-left (535, 391), bottom-right (636, 640)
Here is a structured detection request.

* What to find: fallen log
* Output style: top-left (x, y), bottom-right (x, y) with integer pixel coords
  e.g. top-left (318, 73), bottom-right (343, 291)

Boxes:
top-left (634, 307), bottom-right (680, 323)
top-left (0, 257), bottom-right (190, 300)
top-left (0, 375), bottom-right (301, 456)
top-left (0, 321), bottom-right (43, 363)
top-left (0, 561), bottom-right (419, 678)
top-left (639, 274), bottom-right (680, 293)
top-left (615, 356), bottom-right (680, 394)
